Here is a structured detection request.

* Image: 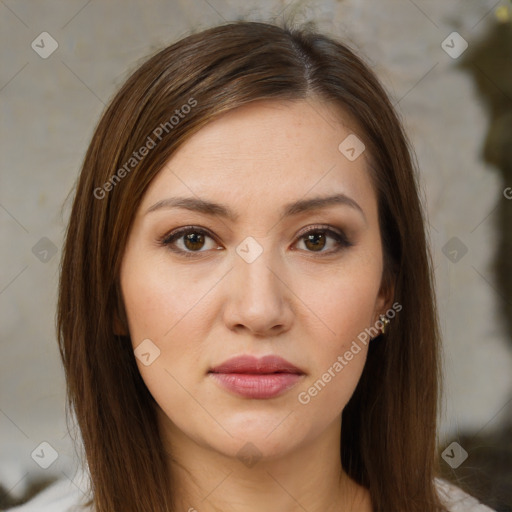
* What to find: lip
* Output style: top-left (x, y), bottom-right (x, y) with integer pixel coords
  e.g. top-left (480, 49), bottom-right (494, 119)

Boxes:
top-left (208, 355), bottom-right (305, 399)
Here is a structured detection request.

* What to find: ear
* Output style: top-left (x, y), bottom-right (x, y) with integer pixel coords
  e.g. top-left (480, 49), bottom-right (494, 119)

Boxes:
top-left (374, 270), bottom-right (396, 324)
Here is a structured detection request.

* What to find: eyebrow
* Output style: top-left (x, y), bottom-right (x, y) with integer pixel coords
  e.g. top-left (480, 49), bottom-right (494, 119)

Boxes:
top-left (145, 193), bottom-right (366, 223)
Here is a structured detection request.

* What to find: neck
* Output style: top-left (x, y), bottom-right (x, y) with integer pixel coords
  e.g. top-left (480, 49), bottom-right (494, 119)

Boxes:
top-left (159, 412), bottom-right (370, 512)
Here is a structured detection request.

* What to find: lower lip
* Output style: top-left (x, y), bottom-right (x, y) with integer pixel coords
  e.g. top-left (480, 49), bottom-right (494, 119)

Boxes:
top-left (209, 372), bottom-right (303, 399)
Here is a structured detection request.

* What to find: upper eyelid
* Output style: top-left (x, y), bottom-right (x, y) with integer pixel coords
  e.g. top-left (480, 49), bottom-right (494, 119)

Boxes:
top-left (161, 224), bottom-right (348, 248)
top-left (161, 225), bottom-right (217, 244)
top-left (295, 224), bottom-right (345, 238)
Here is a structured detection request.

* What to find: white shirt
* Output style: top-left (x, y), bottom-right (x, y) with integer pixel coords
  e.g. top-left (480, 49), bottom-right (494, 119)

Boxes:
top-left (7, 474), bottom-right (496, 511)
top-left (6, 475), bottom-right (90, 512)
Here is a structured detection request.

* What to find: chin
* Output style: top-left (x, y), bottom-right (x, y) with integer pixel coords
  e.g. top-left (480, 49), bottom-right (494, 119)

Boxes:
top-left (210, 415), bottom-right (309, 461)
top-left (212, 434), bottom-right (298, 466)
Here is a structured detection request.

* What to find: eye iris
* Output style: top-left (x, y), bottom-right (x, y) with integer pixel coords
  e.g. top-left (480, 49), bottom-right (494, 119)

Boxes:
top-left (304, 232), bottom-right (326, 251)
top-left (184, 232), bottom-right (205, 251)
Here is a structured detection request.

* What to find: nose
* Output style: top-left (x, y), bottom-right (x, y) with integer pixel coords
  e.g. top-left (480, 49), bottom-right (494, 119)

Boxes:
top-left (222, 246), bottom-right (294, 337)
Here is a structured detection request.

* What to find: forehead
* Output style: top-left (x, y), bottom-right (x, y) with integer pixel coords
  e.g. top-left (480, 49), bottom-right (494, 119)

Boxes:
top-left (140, 99), bottom-right (377, 221)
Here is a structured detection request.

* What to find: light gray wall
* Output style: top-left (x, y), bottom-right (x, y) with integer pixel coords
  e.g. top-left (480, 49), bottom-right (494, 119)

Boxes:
top-left (1, 0), bottom-right (511, 501)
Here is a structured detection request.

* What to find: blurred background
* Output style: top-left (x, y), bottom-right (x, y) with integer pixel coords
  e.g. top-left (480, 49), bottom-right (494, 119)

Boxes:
top-left (1, 0), bottom-right (511, 510)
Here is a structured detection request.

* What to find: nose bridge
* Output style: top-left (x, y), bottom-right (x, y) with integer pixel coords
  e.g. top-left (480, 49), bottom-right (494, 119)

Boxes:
top-left (225, 235), bottom-right (291, 333)
top-left (235, 235), bottom-right (283, 300)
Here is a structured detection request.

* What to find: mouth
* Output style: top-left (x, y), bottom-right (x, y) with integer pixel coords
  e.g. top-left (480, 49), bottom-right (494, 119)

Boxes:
top-left (208, 354), bottom-right (305, 399)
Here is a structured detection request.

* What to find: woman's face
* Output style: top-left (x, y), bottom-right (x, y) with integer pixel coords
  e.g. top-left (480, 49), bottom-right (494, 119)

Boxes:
top-left (120, 99), bottom-right (389, 461)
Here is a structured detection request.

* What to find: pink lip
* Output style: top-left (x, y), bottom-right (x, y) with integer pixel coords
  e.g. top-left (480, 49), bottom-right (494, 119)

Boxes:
top-left (208, 355), bottom-right (305, 399)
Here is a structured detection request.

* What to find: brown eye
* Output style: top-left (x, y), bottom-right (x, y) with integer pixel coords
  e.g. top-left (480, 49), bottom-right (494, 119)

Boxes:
top-left (161, 227), bottom-right (220, 257)
top-left (295, 226), bottom-right (352, 254)
top-left (303, 232), bottom-right (327, 252)
top-left (160, 225), bottom-right (352, 258)
top-left (182, 232), bottom-right (206, 251)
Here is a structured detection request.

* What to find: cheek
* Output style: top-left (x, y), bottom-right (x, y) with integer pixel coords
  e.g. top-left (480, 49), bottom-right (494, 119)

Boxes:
top-left (121, 254), bottom-right (212, 344)
top-left (295, 259), bottom-right (382, 347)
top-left (121, 258), bottom-right (211, 424)
top-left (121, 254), bottom-right (219, 398)
top-left (291, 260), bottom-right (381, 410)
top-left (120, 233), bottom-right (383, 440)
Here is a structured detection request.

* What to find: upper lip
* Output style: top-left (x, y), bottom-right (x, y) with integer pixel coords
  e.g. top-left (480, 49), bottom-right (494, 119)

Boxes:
top-left (209, 355), bottom-right (305, 375)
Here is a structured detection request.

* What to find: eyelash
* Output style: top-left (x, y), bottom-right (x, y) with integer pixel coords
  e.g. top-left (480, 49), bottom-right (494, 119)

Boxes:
top-left (159, 224), bottom-right (353, 259)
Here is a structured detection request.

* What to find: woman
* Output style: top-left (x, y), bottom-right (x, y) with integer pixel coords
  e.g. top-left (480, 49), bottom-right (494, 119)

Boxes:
top-left (10, 20), bottom-right (495, 512)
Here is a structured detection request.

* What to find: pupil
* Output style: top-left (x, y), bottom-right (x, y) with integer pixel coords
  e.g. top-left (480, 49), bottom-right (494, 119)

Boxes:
top-left (184, 232), bottom-right (204, 250)
top-left (181, 232), bottom-right (327, 252)
top-left (305, 233), bottom-right (325, 251)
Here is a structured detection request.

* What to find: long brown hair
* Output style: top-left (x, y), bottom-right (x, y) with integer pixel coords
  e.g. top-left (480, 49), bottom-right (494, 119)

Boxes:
top-left (57, 19), bottom-right (448, 512)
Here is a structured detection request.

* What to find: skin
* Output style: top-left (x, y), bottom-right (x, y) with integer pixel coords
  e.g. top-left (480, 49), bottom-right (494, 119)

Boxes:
top-left (119, 98), bottom-right (391, 512)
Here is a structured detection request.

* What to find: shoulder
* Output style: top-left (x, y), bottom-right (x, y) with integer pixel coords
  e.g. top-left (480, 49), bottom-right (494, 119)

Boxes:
top-left (434, 477), bottom-right (496, 512)
top-left (7, 474), bottom-right (496, 512)
top-left (6, 474), bottom-right (92, 512)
